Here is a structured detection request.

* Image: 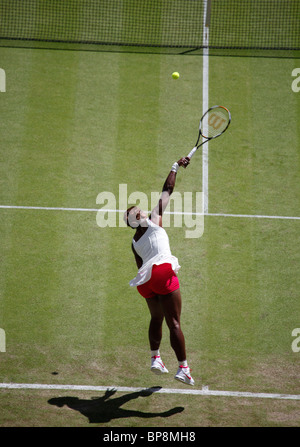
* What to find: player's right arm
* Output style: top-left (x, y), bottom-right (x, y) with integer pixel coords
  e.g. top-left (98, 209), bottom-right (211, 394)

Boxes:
top-left (150, 157), bottom-right (189, 226)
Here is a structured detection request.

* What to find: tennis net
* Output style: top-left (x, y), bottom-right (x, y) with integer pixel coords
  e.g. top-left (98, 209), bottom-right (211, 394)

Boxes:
top-left (0, 0), bottom-right (299, 50)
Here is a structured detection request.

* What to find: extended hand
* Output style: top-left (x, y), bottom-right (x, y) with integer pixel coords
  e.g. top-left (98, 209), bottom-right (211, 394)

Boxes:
top-left (177, 157), bottom-right (190, 168)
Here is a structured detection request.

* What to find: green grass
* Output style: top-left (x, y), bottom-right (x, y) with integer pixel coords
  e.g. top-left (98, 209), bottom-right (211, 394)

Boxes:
top-left (0, 44), bottom-right (299, 427)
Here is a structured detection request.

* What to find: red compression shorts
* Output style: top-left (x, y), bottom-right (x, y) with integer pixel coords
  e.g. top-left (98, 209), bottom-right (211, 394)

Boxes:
top-left (137, 263), bottom-right (180, 299)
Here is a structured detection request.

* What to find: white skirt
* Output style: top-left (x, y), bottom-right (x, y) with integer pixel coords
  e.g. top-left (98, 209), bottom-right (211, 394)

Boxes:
top-left (129, 253), bottom-right (181, 287)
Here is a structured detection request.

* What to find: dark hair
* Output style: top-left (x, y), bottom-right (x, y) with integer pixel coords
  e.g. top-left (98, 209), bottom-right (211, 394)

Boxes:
top-left (124, 206), bottom-right (137, 228)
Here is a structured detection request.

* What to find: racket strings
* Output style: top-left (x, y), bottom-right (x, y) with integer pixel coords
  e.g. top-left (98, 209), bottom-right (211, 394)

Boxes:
top-left (202, 107), bottom-right (230, 139)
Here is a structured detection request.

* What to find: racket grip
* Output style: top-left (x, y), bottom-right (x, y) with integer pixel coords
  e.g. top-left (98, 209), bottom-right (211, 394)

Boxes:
top-left (187, 146), bottom-right (197, 159)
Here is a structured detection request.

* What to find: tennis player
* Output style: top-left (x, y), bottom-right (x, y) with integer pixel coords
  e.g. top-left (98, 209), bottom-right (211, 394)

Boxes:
top-left (124, 157), bottom-right (194, 386)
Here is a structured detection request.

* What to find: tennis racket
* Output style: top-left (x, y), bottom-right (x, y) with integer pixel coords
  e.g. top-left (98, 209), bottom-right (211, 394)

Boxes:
top-left (187, 105), bottom-right (231, 160)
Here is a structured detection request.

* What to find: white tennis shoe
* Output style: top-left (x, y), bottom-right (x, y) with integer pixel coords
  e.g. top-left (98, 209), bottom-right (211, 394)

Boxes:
top-left (151, 355), bottom-right (169, 375)
top-left (174, 365), bottom-right (195, 386)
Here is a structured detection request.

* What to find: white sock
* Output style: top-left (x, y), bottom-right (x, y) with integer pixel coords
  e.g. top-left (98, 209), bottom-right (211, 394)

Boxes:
top-left (179, 360), bottom-right (188, 367)
top-left (151, 349), bottom-right (160, 358)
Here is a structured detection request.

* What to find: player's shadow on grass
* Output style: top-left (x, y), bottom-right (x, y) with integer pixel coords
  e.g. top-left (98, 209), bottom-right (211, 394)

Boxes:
top-left (48, 387), bottom-right (184, 424)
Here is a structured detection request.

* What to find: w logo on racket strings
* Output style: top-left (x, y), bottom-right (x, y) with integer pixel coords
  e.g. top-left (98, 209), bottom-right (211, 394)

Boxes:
top-left (207, 113), bottom-right (227, 130)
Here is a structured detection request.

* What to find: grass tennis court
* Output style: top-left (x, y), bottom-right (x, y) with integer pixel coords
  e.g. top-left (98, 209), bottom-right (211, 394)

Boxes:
top-left (0, 23), bottom-right (300, 428)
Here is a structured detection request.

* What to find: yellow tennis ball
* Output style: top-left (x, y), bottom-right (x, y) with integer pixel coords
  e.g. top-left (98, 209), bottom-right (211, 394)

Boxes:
top-left (172, 72), bottom-right (180, 79)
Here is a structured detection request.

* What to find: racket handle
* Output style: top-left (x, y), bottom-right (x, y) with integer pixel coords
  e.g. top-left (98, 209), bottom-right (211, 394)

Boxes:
top-left (187, 146), bottom-right (197, 159)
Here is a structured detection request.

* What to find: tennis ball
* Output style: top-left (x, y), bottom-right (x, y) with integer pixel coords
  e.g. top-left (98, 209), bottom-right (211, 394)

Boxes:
top-left (172, 72), bottom-right (180, 79)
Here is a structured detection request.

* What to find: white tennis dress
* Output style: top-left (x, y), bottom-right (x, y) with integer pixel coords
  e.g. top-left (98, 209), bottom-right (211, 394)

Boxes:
top-left (130, 218), bottom-right (180, 287)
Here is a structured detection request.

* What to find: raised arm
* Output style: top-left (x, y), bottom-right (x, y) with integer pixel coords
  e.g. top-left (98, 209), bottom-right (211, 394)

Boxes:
top-left (150, 157), bottom-right (190, 226)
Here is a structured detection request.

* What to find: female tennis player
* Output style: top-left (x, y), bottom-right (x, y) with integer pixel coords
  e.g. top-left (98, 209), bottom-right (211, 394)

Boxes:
top-left (124, 157), bottom-right (194, 386)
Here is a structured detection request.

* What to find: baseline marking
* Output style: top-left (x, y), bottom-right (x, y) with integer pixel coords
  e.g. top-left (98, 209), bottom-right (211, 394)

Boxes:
top-left (0, 382), bottom-right (299, 401)
top-left (0, 205), bottom-right (299, 221)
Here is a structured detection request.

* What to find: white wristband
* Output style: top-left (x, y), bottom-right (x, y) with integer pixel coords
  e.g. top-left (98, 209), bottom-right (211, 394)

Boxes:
top-left (171, 162), bottom-right (179, 173)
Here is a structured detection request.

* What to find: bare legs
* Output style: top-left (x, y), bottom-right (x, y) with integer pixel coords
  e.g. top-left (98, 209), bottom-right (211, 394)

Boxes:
top-left (146, 289), bottom-right (186, 362)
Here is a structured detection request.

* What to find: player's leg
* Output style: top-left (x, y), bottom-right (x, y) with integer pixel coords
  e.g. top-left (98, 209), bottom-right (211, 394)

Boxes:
top-left (159, 289), bottom-right (194, 385)
top-left (146, 296), bottom-right (169, 374)
top-left (158, 289), bottom-right (186, 361)
top-left (145, 295), bottom-right (164, 350)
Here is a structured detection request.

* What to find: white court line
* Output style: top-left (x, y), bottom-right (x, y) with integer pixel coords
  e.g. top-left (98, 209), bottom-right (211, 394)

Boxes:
top-left (202, 0), bottom-right (210, 214)
top-left (0, 204), bottom-right (299, 221)
top-left (0, 382), bottom-right (299, 401)
top-left (0, 204), bottom-right (98, 212)
top-left (206, 212), bottom-right (300, 221)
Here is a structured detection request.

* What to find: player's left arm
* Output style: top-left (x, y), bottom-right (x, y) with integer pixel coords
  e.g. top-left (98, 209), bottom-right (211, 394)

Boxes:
top-left (150, 157), bottom-right (189, 226)
top-left (131, 243), bottom-right (143, 268)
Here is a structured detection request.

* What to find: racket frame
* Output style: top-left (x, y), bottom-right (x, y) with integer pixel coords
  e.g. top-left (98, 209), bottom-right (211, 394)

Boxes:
top-left (187, 105), bottom-right (231, 159)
